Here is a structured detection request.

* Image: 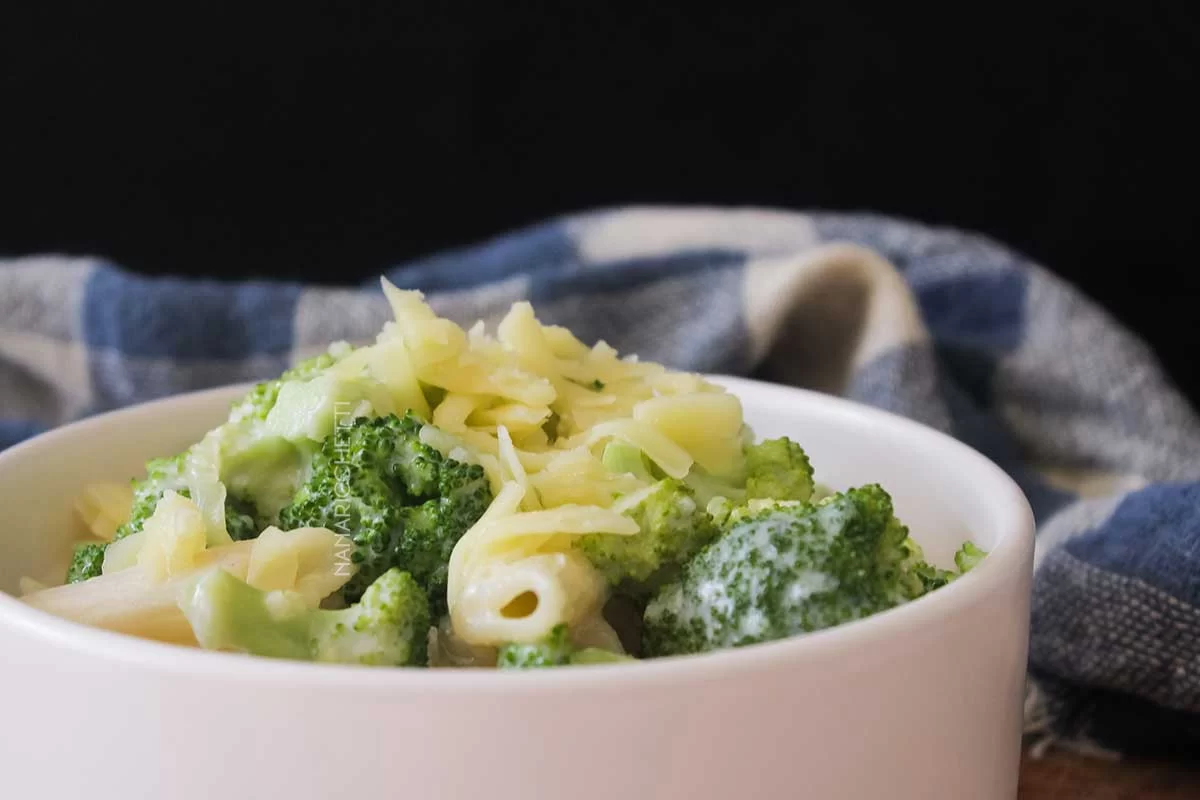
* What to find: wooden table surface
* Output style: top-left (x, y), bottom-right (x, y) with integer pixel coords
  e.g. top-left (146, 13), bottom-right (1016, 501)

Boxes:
top-left (1019, 749), bottom-right (1200, 799)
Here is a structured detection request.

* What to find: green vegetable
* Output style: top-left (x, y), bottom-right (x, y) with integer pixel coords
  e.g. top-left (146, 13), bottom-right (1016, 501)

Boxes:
top-left (885, 534), bottom-right (987, 596)
top-left (228, 352), bottom-right (339, 423)
top-left (683, 436), bottom-right (814, 508)
top-left (219, 434), bottom-right (312, 523)
top-left (576, 479), bottom-right (718, 586)
top-left (66, 456), bottom-right (266, 583)
top-left (65, 347), bottom-right (355, 585)
top-left (219, 345), bottom-right (373, 524)
top-left (955, 541), bottom-right (986, 573)
top-left (277, 412), bottom-right (491, 606)
top-left (682, 465), bottom-right (747, 507)
top-left (65, 542), bottom-right (107, 584)
top-left (497, 624), bottom-right (634, 669)
top-left (224, 493), bottom-right (264, 542)
top-left (744, 437), bottom-right (814, 502)
top-left (497, 624), bottom-right (574, 669)
top-left (644, 485), bottom-right (935, 656)
top-left (873, 513), bottom-right (929, 600)
top-left (179, 567), bottom-right (429, 666)
top-left (114, 452), bottom-right (190, 542)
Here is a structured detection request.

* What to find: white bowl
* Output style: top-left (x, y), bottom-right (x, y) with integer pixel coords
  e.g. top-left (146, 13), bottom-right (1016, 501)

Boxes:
top-left (0, 376), bottom-right (1034, 800)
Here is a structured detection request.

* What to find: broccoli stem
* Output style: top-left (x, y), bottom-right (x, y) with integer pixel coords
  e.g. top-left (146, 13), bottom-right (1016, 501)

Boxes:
top-left (180, 566), bottom-right (430, 666)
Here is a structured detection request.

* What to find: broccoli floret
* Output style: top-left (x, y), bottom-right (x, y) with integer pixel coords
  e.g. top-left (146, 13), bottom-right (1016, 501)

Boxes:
top-left (890, 531), bottom-right (959, 596)
top-left (113, 452), bottom-right (190, 542)
top-left (65, 542), bottom-right (107, 583)
top-left (224, 493), bottom-right (264, 542)
top-left (223, 345), bottom-right (374, 520)
top-left (70, 453), bottom-right (197, 582)
top-left (683, 465), bottom-right (747, 507)
top-left (497, 624), bottom-right (635, 669)
top-left (873, 514), bottom-right (928, 600)
top-left (683, 437), bottom-right (813, 509)
top-left (576, 479), bottom-right (718, 586)
top-left (66, 453), bottom-right (190, 584)
top-left (114, 451), bottom-right (269, 543)
top-left (955, 541), bottom-right (986, 573)
top-left (909, 561), bottom-right (956, 593)
top-left (64, 453), bottom-right (268, 584)
top-left (230, 381), bottom-right (281, 425)
top-left (644, 485), bottom-right (918, 657)
top-left (180, 567), bottom-right (429, 666)
top-left (744, 437), bottom-right (814, 502)
top-left (881, 527), bottom-right (986, 597)
top-left (497, 624), bottom-right (574, 669)
top-left (277, 413), bottom-right (491, 606)
top-left (228, 351), bottom-right (339, 423)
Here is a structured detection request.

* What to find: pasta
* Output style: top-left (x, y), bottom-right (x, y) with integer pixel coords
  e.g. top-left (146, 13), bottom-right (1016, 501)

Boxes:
top-left (446, 484), bottom-right (639, 646)
top-left (73, 481), bottom-right (135, 541)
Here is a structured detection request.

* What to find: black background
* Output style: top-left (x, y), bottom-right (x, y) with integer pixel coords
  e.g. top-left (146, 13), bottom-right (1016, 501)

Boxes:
top-left (3, 4), bottom-right (1199, 400)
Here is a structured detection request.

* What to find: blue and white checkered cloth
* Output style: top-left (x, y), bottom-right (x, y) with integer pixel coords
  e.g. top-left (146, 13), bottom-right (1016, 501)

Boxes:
top-left (3, 207), bottom-right (1198, 755)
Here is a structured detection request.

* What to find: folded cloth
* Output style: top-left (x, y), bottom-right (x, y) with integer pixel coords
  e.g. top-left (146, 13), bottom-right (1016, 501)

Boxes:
top-left (2, 207), bottom-right (1198, 755)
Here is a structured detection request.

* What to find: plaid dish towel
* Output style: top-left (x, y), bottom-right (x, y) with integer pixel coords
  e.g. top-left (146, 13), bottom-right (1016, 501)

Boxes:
top-left (2, 207), bottom-right (1198, 756)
